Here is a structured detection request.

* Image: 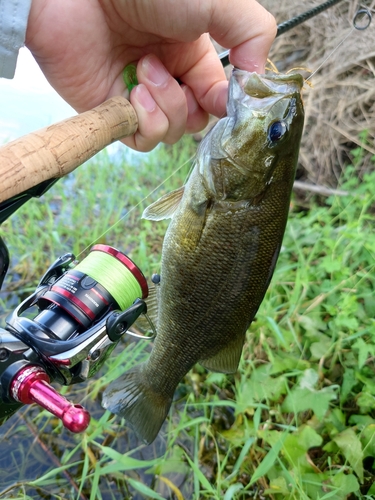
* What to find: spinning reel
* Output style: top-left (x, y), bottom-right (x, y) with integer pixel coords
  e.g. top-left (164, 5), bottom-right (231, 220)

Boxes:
top-left (0, 95), bottom-right (150, 434)
top-left (0, 239), bottom-right (151, 432)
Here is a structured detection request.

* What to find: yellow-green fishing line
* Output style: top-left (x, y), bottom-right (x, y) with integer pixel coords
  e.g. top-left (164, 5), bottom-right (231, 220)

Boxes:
top-left (75, 251), bottom-right (142, 310)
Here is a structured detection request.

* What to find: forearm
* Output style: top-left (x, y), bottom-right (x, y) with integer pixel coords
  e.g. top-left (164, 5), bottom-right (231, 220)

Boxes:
top-left (0, 0), bottom-right (32, 78)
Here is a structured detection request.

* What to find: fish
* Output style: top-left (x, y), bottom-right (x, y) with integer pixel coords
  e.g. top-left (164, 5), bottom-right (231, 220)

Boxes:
top-left (102, 69), bottom-right (305, 444)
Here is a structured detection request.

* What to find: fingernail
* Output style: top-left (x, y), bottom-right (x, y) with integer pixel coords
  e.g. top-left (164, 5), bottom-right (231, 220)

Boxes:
top-left (182, 85), bottom-right (198, 114)
top-left (141, 54), bottom-right (169, 86)
top-left (133, 84), bottom-right (156, 112)
top-left (211, 84), bottom-right (228, 118)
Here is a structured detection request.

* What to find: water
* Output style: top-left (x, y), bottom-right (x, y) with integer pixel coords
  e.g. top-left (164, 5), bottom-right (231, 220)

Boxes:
top-left (0, 48), bottom-right (75, 142)
top-left (0, 47), bottom-right (139, 160)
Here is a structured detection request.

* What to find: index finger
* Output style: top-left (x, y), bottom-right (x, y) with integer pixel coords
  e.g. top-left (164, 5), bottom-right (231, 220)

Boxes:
top-left (178, 0), bottom-right (276, 117)
top-left (209, 0), bottom-right (277, 73)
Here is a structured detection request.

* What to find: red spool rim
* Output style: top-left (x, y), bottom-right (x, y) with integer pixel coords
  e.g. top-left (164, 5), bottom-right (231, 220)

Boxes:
top-left (91, 244), bottom-right (148, 299)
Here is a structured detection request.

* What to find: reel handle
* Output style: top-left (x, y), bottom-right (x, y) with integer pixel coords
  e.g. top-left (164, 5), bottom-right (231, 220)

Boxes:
top-left (10, 364), bottom-right (90, 433)
top-left (0, 96), bottom-right (138, 203)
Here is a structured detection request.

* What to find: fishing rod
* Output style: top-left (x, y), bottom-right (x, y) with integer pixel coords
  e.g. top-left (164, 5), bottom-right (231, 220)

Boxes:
top-left (0, 1), bottom-right (371, 432)
top-left (220, 0), bottom-right (349, 67)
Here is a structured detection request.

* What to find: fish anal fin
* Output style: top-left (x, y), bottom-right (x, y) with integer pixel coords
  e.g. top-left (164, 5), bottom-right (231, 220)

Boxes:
top-left (142, 186), bottom-right (185, 221)
top-left (200, 335), bottom-right (245, 374)
top-left (102, 363), bottom-right (172, 444)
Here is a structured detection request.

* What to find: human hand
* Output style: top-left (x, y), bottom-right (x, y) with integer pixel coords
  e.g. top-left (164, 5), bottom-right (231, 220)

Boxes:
top-left (26, 0), bottom-right (276, 151)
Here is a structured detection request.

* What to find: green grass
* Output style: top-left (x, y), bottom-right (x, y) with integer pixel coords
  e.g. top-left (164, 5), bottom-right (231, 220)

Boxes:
top-left (0, 138), bottom-right (374, 499)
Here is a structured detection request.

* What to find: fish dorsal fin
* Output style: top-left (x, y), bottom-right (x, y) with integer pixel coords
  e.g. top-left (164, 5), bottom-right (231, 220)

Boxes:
top-left (142, 186), bottom-right (185, 221)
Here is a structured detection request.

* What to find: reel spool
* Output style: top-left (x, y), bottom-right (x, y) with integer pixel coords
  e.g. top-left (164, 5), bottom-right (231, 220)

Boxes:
top-left (37, 244), bottom-right (148, 340)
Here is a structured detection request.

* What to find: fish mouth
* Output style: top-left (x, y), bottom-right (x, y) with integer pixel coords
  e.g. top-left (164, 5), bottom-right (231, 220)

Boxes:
top-left (227, 70), bottom-right (304, 116)
top-left (233, 70), bottom-right (304, 98)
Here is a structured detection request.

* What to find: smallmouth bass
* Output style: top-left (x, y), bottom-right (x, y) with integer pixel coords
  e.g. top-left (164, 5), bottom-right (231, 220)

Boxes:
top-left (102, 69), bottom-right (305, 444)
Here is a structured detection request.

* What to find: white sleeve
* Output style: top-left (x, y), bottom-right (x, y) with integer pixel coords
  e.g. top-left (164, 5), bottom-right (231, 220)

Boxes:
top-left (0, 0), bottom-right (33, 79)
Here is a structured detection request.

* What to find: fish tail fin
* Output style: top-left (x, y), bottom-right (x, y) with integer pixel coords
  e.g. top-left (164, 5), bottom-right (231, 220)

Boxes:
top-left (102, 363), bottom-right (172, 444)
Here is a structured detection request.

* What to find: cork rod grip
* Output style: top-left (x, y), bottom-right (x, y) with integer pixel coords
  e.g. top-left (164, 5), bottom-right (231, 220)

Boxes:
top-left (0, 96), bottom-right (138, 203)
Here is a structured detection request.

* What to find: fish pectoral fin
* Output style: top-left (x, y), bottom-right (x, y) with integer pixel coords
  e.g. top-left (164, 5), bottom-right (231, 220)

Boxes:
top-left (142, 186), bottom-right (185, 221)
top-left (178, 202), bottom-right (209, 250)
top-left (200, 334), bottom-right (245, 374)
top-left (129, 285), bottom-right (159, 334)
top-left (102, 363), bottom-right (172, 444)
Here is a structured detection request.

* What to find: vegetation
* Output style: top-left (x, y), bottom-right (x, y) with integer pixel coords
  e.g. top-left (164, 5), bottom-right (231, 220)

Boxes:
top-left (0, 137), bottom-right (374, 499)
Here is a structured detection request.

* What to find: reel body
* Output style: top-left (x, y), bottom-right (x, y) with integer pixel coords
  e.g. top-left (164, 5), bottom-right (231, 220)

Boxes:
top-left (0, 244), bottom-right (149, 432)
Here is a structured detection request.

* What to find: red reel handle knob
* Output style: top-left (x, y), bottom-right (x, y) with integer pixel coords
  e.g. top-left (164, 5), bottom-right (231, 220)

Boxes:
top-left (10, 365), bottom-right (90, 433)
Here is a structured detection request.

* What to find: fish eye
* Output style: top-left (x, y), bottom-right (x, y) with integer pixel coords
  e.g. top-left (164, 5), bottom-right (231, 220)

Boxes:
top-left (268, 121), bottom-right (287, 142)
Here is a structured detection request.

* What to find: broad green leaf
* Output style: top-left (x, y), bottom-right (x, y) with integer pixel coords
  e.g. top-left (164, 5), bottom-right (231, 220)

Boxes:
top-left (331, 472), bottom-right (360, 496)
top-left (357, 391), bottom-right (375, 413)
top-left (221, 425), bottom-right (251, 445)
top-left (298, 425), bottom-right (323, 450)
top-left (310, 335), bottom-right (332, 359)
top-left (352, 338), bottom-right (374, 369)
top-left (236, 364), bottom-right (287, 412)
top-left (282, 426), bottom-right (323, 471)
top-left (349, 414), bottom-right (375, 427)
top-left (269, 353), bottom-right (310, 374)
top-left (340, 368), bottom-right (357, 404)
top-left (355, 372), bottom-right (375, 395)
top-left (264, 476), bottom-right (290, 495)
top-left (323, 440), bottom-right (339, 453)
top-left (297, 314), bottom-right (327, 336)
top-left (333, 428), bottom-right (364, 482)
top-left (335, 314), bottom-right (359, 331)
top-left (299, 368), bottom-right (319, 389)
top-left (323, 408), bottom-right (347, 439)
top-left (258, 429), bottom-right (283, 448)
top-left (360, 423), bottom-right (375, 458)
top-left (205, 372), bottom-right (227, 385)
top-left (152, 447), bottom-right (190, 476)
top-left (302, 472), bottom-right (334, 500)
top-left (321, 256), bottom-right (342, 273)
top-left (282, 385), bottom-right (337, 420)
top-left (364, 293), bottom-right (375, 316)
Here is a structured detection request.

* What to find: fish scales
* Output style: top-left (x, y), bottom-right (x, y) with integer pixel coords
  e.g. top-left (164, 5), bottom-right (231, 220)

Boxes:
top-left (102, 69), bottom-right (305, 444)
